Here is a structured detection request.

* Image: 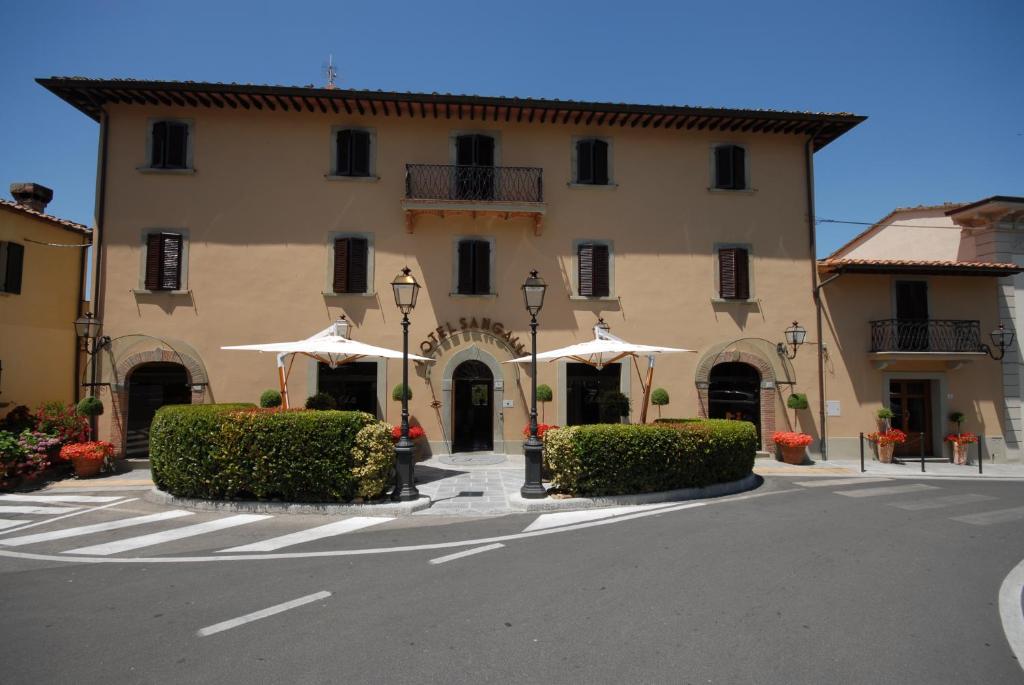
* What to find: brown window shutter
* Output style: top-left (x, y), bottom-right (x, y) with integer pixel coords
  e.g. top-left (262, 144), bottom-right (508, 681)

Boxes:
top-left (731, 146), bottom-right (746, 190)
top-left (167, 123), bottom-right (188, 169)
top-left (473, 240), bottom-right (490, 294)
top-left (576, 139), bottom-right (593, 183)
top-left (160, 233), bottom-right (183, 290)
top-left (592, 244), bottom-right (610, 297)
top-left (348, 238), bottom-right (369, 293)
top-left (578, 243), bottom-right (595, 296)
top-left (145, 233), bottom-right (163, 290)
top-left (457, 240), bottom-right (475, 294)
top-left (333, 238), bottom-right (350, 293)
top-left (151, 121), bottom-right (167, 168)
top-left (592, 139), bottom-right (609, 185)
top-left (719, 247), bottom-right (749, 299)
top-left (351, 131), bottom-right (371, 176)
top-left (3, 242), bottom-right (24, 294)
top-left (734, 248), bottom-right (750, 299)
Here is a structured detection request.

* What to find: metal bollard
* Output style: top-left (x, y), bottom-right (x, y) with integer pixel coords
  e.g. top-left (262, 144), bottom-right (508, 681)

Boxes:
top-left (979, 442), bottom-right (983, 475)
top-left (860, 432), bottom-right (865, 473)
top-left (920, 432), bottom-right (925, 473)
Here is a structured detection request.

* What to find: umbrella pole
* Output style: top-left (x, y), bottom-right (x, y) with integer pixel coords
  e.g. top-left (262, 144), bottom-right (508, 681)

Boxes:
top-left (276, 353), bottom-right (290, 409)
top-left (639, 355), bottom-right (655, 424)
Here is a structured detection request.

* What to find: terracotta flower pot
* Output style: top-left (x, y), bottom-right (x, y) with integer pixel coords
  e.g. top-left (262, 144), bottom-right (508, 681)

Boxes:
top-left (878, 443), bottom-right (895, 464)
top-left (780, 445), bottom-right (806, 465)
top-left (952, 442), bottom-right (968, 465)
top-left (71, 457), bottom-right (103, 478)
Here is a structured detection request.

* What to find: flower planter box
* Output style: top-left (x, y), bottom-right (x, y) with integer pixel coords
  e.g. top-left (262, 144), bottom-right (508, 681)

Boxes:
top-left (780, 445), bottom-right (806, 465)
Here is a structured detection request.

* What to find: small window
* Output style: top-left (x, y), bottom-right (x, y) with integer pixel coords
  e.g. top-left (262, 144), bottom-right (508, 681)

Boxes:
top-left (578, 242), bottom-right (610, 297)
top-left (151, 121), bottom-right (190, 169)
top-left (332, 237), bottom-right (370, 293)
top-left (457, 239), bottom-right (491, 295)
top-left (0, 241), bottom-right (25, 294)
top-left (336, 129), bottom-right (372, 177)
top-left (714, 145), bottom-right (747, 190)
top-left (575, 139), bottom-right (609, 185)
top-left (718, 247), bottom-right (750, 300)
top-left (144, 232), bottom-right (184, 291)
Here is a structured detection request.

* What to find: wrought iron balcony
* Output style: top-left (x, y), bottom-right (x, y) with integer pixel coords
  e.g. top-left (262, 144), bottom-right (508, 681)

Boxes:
top-left (869, 319), bottom-right (983, 353)
top-left (405, 164), bottom-right (543, 203)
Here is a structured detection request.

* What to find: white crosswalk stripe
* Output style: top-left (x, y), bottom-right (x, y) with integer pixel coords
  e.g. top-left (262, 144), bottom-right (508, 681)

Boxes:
top-left (0, 519), bottom-right (24, 531)
top-left (0, 494), bottom-right (123, 503)
top-left (836, 484), bottom-right (939, 498)
top-left (795, 478), bottom-right (892, 488)
top-left (0, 505), bottom-right (81, 515)
top-left (0, 511), bottom-right (194, 547)
top-left (524, 502), bottom-right (684, 533)
top-left (219, 517), bottom-right (392, 552)
top-left (888, 494), bottom-right (996, 511)
top-left (951, 506), bottom-right (1024, 526)
top-left (64, 514), bottom-right (271, 556)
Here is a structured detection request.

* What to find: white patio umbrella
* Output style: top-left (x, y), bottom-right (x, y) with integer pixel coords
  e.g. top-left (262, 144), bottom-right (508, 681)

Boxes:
top-left (222, 317), bottom-right (432, 409)
top-left (505, 320), bottom-right (696, 423)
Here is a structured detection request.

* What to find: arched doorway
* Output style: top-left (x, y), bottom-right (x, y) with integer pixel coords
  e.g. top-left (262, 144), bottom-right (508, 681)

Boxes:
top-left (452, 359), bottom-right (493, 452)
top-left (708, 362), bottom-right (761, 443)
top-left (126, 362), bottom-right (191, 457)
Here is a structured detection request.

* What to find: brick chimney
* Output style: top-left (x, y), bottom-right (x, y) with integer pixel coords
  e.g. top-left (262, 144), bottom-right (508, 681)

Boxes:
top-left (10, 182), bottom-right (54, 214)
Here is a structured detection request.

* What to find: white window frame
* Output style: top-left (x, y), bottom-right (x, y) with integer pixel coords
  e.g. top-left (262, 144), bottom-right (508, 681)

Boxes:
top-left (326, 126), bottom-right (379, 181)
top-left (712, 242), bottom-right (757, 303)
top-left (324, 231), bottom-right (376, 296)
top-left (450, 235), bottom-right (497, 297)
top-left (569, 135), bottom-right (617, 187)
top-left (570, 238), bottom-right (616, 300)
top-left (708, 143), bottom-right (753, 193)
top-left (134, 228), bottom-right (190, 294)
top-left (140, 118), bottom-right (195, 174)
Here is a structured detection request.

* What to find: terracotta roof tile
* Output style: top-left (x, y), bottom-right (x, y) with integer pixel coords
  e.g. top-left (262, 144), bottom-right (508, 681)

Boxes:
top-left (818, 258), bottom-right (1021, 275)
top-left (0, 199), bottom-right (92, 236)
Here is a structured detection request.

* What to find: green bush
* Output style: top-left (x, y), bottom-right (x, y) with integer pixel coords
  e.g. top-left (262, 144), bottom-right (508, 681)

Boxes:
top-left (150, 404), bottom-right (392, 502)
top-left (536, 384), bottom-right (553, 402)
top-left (598, 391), bottom-right (630, 422)
top-left (150, 404), bottom-right (255, 498)
top-left (76, 396), bottom-right (104, 417)
top-left (544, 419), bottom-right (756, 497)
top-left (653, 417), bottom-right (700, 424)
top-left (786, 393), bottom-right (809, 410)
top-left (391, 383), bottom-right (412, 401)
top-left (305, 392), bottom-right (337, 410)
top-left (650, 388), bottom-right (669, 406)
top-left (259, 389), bottom-right (283, 408)
top-left (876, 407), bottom-right (894, 420)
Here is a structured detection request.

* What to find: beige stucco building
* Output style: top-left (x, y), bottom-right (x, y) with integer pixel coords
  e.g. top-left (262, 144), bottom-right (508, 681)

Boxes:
top-left (40, 77), bottom-right (872, 459)
top-left (0, 184), bottom-right (91, 415)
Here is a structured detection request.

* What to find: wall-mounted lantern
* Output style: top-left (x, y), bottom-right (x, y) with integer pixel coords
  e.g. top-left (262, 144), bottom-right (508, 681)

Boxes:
top-left (777, 321), bottom-right (807, 360)
top-left (982, 323), bottom-right (1015, 361)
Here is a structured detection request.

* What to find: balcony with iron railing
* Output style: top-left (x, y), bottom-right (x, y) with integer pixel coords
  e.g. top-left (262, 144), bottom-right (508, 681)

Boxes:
top-left (868, 319), bottom-right (987, 367)
top-left (401, 164), bottom-right (546, 234)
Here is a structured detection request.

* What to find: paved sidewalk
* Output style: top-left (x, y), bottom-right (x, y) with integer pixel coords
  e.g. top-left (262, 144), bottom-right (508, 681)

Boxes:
top-left (413, 455), bottom-right (524, 516)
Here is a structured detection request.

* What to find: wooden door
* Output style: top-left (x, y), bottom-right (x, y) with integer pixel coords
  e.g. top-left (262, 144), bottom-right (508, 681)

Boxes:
top-left (888, 379), bottom-right (933, 457)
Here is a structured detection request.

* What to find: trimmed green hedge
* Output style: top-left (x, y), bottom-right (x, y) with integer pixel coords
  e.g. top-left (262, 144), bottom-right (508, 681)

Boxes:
top-left (150, 404), bottom-right (394, 502)
top-left (544, 419), bottom-right (756, 496)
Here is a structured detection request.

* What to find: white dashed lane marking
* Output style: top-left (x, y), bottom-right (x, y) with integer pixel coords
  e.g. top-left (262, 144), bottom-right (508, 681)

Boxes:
top-left (523, 502), bottom-right (687, 532)
top-left (836, 484), bottom-right (939, 498)
top-left (429, 543), bottom-right (505, 565)
top-left (219, 517), bottom-right (393, 553)
top-left (888, 494), bottom-right (996, 511)
top-left (197, 591), bottom-right (332, 637)
top-left (952, 506), bottom-right (1024, 526)
top-left (0, 505), bottom-right (81, 515)
top-left (0, 494), bottom-right (123, 503)
top-left (65, 514), bottom-right (271, 556)
top-left (0, 511), bottom-right (194, 547)
top-left (794, 478), bottom-right (892, 488)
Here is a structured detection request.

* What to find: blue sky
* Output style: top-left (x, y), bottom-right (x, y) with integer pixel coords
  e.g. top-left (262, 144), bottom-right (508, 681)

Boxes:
top-left (1, 0), bottom-right (1021, 257)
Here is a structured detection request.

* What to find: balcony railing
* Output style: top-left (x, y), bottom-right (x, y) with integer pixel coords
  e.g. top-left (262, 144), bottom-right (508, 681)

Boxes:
top-left (869, 319), bottom-right (983, 353)
top-left (405, 164), bottom-right (543, 203)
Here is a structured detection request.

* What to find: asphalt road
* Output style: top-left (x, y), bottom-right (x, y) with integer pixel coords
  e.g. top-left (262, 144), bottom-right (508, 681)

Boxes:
top-left (2, 475), bottom-right (1022, 684)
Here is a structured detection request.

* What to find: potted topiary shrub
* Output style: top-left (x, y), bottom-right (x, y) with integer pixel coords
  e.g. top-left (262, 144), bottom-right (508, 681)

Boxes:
top-left (876, 407), bottom-right (894, 433)
top-left (772, 431), bottom-right (813, 465)
top-left (76, 396), bottom-right (104, 417)
top-left (536, 384), bottom-right (553, 422)
top-left (305, 392), bottom-right (337, 410)
top-left (260, 389), bottom-right (283, 408)
top-left (599, 391), bottom-right (631, 423)
top-left (867, 428), bottom-right (906, 463)
top-left (392, 384), bottom-right (412, 402)
top-left (946, 430), bottom-right (977, 465)
top-left (651, 388), bottom-right (669, 419)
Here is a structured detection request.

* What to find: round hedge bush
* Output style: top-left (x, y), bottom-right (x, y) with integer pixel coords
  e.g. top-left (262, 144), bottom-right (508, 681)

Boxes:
top-left (536, 384), bottom-right (553, 402)
top-left (259, 389), bottom-right (283, 408)
top-left (305, 392), bottom-right (336, 410)
top-left (76, 396), bottom-right (104, 417)
top-left (544, 419), bottom-right (756, 497)
top-left (149, 404), bottom-right (394, 502)
top-left (650, 388), bottom-right (669, 406)
top-left (391, 383), bottom-right (412, 401)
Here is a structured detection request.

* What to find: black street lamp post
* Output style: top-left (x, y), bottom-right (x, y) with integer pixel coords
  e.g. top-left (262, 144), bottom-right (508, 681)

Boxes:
top-left (390, 267), bottom-right (421, 502)
top-left (73, 312), bottom-right (110, 436)
top-left (521, 270), bottom-right (548, 499)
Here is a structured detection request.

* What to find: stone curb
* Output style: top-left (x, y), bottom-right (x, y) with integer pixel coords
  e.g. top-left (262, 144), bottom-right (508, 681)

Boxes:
top-left (143, 488), bottom-right (431, 516)
top-left (508, 473), bottom-right (762, 512)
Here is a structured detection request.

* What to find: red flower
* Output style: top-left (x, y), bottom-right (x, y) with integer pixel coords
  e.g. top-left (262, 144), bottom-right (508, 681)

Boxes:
top-left (945, 432), bottom-right (978, 445)
top-left (59, 441), bottom-right (114, 462)
top-left (391, 425), bottom-right (425, 441)
top-left (772, 431), bottom-right (813, 448)
top-left (523, 424), bottom-right (559, 438)
top-left (867, 429), bottom-right (907, 446)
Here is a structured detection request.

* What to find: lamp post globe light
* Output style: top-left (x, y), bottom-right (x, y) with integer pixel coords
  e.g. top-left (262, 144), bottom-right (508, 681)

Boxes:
top-left (983, 323), bottom-right (1015, 361)
top-left (390, 267), bottom-right (421, 502)
top-left (521, 270), bottom-right (548, 499)
top-left (778, 321), bottom-right (807, 360)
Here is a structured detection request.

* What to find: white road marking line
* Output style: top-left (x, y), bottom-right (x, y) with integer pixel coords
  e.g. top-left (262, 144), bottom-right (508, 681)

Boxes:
top-left (836, 484), bottom-right (939, 498)
top-left (0, 511), bottom-right (194, 547)
top-left (0, 505), bottom-right (80, 515)
top-left (0, 519), bottom-right (24, 531)
top-left (794, 477), bottom-right (892, 488)
top-left (952, 506), bottom-right (1024, 526)
top-left (0, 494), bottom-right (123, 503)
top-left (999, 557), bottom-right (1024, 674)
top-left (429, 543), bottom-right (505, 565)
top-left (197, 591), bottom-right (332, 637)
top-left (523, 503), bottom-right (681, 532)
top-left (888, 494), bottom-right (996, 511)
top-left (219, 517), bottom-right (393, 553)
top-left (0, 498), bottom-right (138, 537)
top-left (64, 514), bottom-right (271, 556)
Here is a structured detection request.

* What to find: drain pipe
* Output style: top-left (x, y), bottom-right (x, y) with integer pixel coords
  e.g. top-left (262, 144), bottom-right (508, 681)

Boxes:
top-left (806, 126), bottom-right (827, 459)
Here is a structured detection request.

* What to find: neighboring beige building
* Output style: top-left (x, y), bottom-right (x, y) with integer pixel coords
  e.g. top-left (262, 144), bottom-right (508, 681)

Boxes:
top-left (0, 183), bottom-right (91, 416)
top-left (819, 198), bottom-right (1024, 462)
top-left (40, 77), bottom-right (867, 458)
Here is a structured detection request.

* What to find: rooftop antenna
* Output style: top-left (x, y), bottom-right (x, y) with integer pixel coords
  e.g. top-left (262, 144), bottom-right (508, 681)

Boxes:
top-left (323, 54), bottom-right (338, 90)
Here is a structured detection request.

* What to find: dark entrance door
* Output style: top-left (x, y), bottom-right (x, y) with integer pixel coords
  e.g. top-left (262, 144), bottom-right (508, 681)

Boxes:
top-left (708, 362), bottom-right (761, 442)
top-left (452, 360), bottom-right (493, 452)
top-left (126, 362), bottom-right (191, 458)
top-left (566, 363), bottom-right (622, 425)
top-left (889, 379), bottom-right (933, 456)
top-left (318, 361), bottom-right (378, 416)
top-left (895, 281), bottom-right (929, 351)
top-left (454, 134), bottom-right (495, 200)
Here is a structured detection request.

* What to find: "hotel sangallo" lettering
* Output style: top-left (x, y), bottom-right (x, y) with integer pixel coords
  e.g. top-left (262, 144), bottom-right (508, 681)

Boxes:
top-left (419, 317), bottom-right (526, 357)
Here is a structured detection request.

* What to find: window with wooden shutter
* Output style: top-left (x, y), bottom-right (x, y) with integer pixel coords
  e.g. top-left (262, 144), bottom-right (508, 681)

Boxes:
top-left (0, 241), bottom-right (25, 294)
top-left (714, 145), bottom-right (747, 190)
top-left (151, 121), bottom-right (189, 169)
top-left (578, 242), bottom-right (610, 297)
top-left (576, 139), bottom-right (609, 185)
top-left (456, 239), bottom-right (490, 295)
top-left (144, 232), bottom-right (183, 291)
top-left (718, 247), bottom-right (750, 300)
top-left (333, 237), bottom-right (369, 293)
top-left (336, 130), bottom-right (371, 177)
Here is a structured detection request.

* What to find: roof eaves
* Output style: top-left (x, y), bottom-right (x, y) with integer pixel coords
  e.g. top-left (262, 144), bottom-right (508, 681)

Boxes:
top-left (0, 199), bottom-right (92, 236)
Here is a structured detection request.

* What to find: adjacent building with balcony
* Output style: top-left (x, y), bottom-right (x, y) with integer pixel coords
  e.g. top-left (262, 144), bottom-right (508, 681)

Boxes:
top-left (40, 76), bottom-right (869, 459)
top-left (820, 199), bottom-right (1024, 461)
